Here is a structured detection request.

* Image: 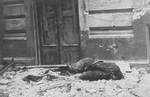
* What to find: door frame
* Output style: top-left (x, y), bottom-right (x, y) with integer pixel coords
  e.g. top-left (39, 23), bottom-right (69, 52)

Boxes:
top-left (32, 0), bottom-right (81, 65)
top-left (31, 0), bottom-right (42, 64)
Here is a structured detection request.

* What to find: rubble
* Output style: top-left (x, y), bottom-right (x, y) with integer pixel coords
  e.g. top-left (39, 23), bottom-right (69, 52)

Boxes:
top-left (133, 8), bottom-right (150, 20)
top-left (23, 75), bottom-right (43, 83)
top-left (0, 66), bottom-right (149, 97)
top-left (115, 61), bottom-right (131, 73)
top-left (0, 89), bottom-right (9, 97)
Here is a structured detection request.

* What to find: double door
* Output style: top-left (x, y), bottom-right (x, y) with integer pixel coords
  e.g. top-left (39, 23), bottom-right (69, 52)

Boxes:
top-left (38, 0), bottom-right (80, 64)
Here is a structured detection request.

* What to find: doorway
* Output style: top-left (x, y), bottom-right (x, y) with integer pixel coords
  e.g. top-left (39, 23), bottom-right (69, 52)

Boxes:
top-left (37, 0), bottom-right (81, 64)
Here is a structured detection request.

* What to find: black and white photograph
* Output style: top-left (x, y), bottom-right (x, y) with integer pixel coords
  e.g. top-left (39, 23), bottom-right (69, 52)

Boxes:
top-left (0, 0), bottom-right (150, 97)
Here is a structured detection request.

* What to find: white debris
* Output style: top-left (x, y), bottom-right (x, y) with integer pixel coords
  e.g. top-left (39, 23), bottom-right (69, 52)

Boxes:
top-left (115, 61), bottom-right (131, 73)
top-left (133, 8), bottom-right (150, 20)
top-left (0, 67), bottom-right (150, 97)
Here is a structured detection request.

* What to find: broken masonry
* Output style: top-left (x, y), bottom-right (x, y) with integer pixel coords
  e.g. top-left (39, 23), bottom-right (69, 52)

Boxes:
top-left (21, 57), bottom-right (124, 82)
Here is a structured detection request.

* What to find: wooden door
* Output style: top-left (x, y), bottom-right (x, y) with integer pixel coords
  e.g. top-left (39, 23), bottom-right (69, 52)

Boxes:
top-left (1, 0), bottom-right (35, 64)
top-left (38, 0), bottom-right (80, 64)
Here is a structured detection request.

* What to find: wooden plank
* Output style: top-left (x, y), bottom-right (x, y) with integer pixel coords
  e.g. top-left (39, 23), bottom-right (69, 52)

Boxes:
top-left (32, 0), bottom-right (41, 64)
top-left (17, 64), bottom-right (68, 68)
top-left (4, 4), bottom-right (25, 16)
top-left (88, 13), bottom-right (132, 27)
top-left (88, 0), bottom-right (133, 10)
top-left (0, 61), bottom-right (15, 75)
top-left (5, 18), bottom-right (25, 30)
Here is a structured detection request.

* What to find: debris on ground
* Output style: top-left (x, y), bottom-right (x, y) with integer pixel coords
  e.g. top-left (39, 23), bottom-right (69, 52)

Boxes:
top-left (0, 65), bottom-right (149, 97)
top-left (0, 89), bottom-right (9, 97)
top-left (0, 66), bottom-right (150, 97)
top-left (0, 60), bottom-right (15, 75)
top-left (23, 75), bottom-right (43, 83)
top-left (0, 58), bottom-right (150, 97)
top-left (115, 61), bottom-right (131, 73)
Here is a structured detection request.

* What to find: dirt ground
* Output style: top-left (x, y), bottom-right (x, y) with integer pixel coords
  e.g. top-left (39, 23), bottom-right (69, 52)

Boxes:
top-left (0, 65), bottom-right (150, 97)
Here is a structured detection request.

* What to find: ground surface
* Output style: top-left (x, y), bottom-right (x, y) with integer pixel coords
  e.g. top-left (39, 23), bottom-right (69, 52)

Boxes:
top-left (0, 66), bottom-right (150, 97)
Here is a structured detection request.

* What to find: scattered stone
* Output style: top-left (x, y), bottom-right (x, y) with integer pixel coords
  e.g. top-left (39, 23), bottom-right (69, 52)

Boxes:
top-left (0, 79), bottom-right (10, 85)
top-left (0, 89), bottom-right (9, 97)
top-left (46, 74), bottom-right (58, 81)
top-left (0, 64), bottom-right (149, 97)
top-left (115, 61), bottom-right (131, 73)
top-left (22, 75), bottom-right (43, 83)
top-left (0, 92), bottom-right (9, 97)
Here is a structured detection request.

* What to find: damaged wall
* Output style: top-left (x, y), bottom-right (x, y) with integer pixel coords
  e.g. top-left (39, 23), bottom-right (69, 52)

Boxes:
top-left (78, 0), bottom-right (150, 63)
top-left (1, 0), bottom-right (150, 65)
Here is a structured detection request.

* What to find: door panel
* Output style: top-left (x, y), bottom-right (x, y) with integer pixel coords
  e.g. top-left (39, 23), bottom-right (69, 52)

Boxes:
top-left (61, 47), bottom-right (80, 63)
top-left (40, 0), bottom-right (60, 64)
top-left (61, 0), bottom-right (80, 64)
top-left (62, 17), bottom-right (79, 44)
top-left (62, 0), bottom-right (72, 10)
top-left (43, 18), bottom-right (57, 45)
top-left (42, 0), bottom-right (57, 45)
top-left (41, 47), bottom-right (59, 64)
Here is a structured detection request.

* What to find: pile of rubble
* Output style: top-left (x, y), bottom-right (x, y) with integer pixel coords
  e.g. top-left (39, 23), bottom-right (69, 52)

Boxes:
top-left (0, 59), bottom-right (150, 97)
